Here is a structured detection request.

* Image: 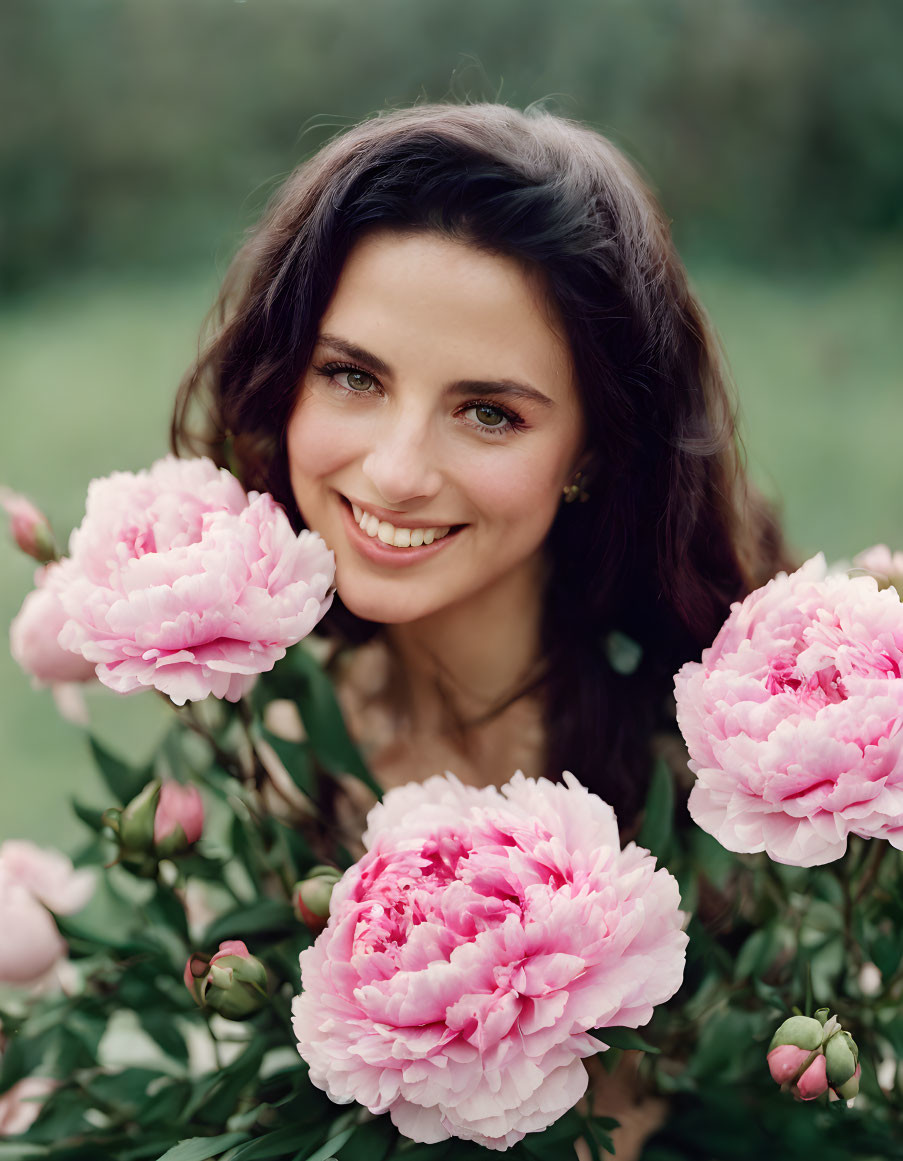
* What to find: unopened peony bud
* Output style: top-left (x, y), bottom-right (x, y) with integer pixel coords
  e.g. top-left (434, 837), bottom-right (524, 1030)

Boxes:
top-left (768, 1011), bottom-right (861, 1103)
top-left (104, 779), bottom-right (205, 872)
top-left (0, 489), bottom-right (56, 564)
top-left (184, 940), bottom-right (268, 1020)
top-left (154, 781), bottom-right (204, 857)
top-left (103, 781), bottom-right (161, 875)
top-left (293, 865), bottom-right (342, 931)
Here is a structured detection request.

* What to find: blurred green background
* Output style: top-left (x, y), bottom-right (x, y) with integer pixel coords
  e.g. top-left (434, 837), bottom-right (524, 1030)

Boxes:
top-left (2, 0), bottom-right (901, 847)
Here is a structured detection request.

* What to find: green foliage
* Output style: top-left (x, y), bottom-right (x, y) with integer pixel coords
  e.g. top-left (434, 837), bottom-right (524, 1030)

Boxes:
top-left (5, 613), bottom-right (903, 1158)
top-left (2, 0), bottom-right (902, 292)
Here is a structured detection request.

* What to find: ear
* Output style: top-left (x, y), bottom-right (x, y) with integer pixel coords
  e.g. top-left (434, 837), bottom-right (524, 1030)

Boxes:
top-left (567, 448), bottom-right (595, 484)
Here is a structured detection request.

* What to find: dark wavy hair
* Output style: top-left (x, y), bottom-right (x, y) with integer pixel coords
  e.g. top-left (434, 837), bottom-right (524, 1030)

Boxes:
top-left (172, 102), bottom-right (792, 825)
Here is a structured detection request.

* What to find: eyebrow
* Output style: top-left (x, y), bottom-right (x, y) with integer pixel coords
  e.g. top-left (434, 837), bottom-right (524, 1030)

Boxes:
top-left (316, 332), bottom-right (555, 409)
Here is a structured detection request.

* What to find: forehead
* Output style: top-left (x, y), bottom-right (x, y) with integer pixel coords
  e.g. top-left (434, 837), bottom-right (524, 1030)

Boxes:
top-left (319, 229), bottom-right (578, 402)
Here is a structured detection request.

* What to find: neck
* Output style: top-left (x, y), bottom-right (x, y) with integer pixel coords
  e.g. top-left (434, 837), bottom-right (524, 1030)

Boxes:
top-left (386, 558), bottom-right (545, 727)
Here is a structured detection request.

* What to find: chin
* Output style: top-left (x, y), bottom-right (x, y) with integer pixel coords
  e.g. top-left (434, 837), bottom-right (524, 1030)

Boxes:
top-left (336, 583), bottom-right (436, 627)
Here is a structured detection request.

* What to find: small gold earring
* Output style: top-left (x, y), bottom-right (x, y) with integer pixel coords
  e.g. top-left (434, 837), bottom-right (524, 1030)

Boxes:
top-left (562, 471), bottom-right (590, 504)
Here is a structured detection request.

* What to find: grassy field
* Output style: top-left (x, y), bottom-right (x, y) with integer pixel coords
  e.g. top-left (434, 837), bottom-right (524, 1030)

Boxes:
top-left (1, 255), bottom-right (901, 847)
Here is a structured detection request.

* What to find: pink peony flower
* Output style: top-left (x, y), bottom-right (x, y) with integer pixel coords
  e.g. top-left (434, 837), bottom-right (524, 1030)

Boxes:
top-left (0, 1077), bottom-right (58, 1137)
top-left (0, 488), bottom-right (55, 563)
top-left (10, 564), bottom-right (97, 685)
top-left (10, 455), bottom-right (334, 704)
top-left (675, 554), bottom-right (903, 866)
top-left (0, 842), bottom-right (94, 985)
top-left (154, 781), bottom-right (204, 847)
top-left (292, 772), bottom-right (687, 1151)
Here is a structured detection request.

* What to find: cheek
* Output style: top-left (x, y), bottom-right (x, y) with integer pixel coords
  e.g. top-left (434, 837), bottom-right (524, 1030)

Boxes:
top-left (465, 443), bottom-right (570, 539)
top-left (286, 395), bottom-right (356, 486)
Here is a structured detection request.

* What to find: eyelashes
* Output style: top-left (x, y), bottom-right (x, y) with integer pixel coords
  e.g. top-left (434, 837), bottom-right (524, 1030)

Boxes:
top-left (312, 361), bottom-right (528, 436)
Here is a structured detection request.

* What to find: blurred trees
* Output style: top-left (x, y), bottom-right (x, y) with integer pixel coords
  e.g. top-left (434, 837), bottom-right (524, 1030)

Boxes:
top-left (1, 0), bottom-right (902, 292)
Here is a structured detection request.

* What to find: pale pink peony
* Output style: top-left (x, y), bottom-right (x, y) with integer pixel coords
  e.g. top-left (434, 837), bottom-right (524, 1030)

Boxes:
top-left (675, 554), bottom-right (903, 867)
top-left (0, 1077), bottom-right (58, 1136)
top-left (853, 544), bottom-right (903, 590)
top-left (0, 842), bottom-right (94, 985)
top-left (292, 772), bottom-right (687, 1151)
top-left (11, 455), bottom-right (334, 704)
top-left (10, 564), bottom-right (97, 685)
top-left (154, 781), bottom-right (204, 846)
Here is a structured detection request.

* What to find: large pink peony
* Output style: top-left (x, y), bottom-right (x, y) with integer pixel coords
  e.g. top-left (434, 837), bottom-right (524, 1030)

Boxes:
top-left (0, 841), bottom-right (94, 985)
top-left (292, 772), bottom-right (686, 1151)
top-left (675, 553), bottom-right (903, 867)
top-left (11, 456), bottom-right (334, 704)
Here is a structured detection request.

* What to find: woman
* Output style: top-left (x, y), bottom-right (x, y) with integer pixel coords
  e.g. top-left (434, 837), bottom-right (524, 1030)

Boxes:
top-left (172, 102), bottom-right (791, 1156)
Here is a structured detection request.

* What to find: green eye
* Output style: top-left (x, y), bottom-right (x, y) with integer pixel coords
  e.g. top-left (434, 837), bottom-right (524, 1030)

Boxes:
top-left (473, 404), bottom-right (505, 427)
top-left (344, 370), bottom-right (374, 392)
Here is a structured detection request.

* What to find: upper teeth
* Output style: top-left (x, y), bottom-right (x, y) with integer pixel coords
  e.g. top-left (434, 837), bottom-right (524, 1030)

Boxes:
top-left (351, 503), bottom-right (450, 548)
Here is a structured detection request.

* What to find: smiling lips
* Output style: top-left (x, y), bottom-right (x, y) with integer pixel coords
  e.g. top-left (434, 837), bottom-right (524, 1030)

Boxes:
top-left (349, 501), bottom-right (453, 549)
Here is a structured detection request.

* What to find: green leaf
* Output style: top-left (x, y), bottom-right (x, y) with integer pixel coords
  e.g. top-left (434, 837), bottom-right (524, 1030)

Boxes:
top-left (271, 646), bottom-right (381, 798)
top-left (202, 899), bottom-right (295, 946)
top-left (387, 1144), bottom-right (453, 1161)
top-left (298, 1127), bottom-right (355, 1161)
top-left (71, 798), bottom-right (108, 833)
top-left (153, 1133), bottom-right (249, 1161)
top-left (138, 1011), bottom-right (189, 1063)
top-left (336, 1119), bottom-right (395, 1161)
top-left (589, 1027), bottom-right (660, 1054)
top-left (586, 1117), bottom-right (618, 1157)
top-left (87, 1068), bottom-right (170, 1112)
top-left (145, 884), bottom-right (191, 943)
top-left (259, 728), bottom-right (315, 796)
top-left (734, 924), bottom-right (781, 982)
top-left (636, 757), bottom-right (674, 861)
top-left (89, 735), bottom-right (152, 804)
top-left (228, 1126), bottom-right (324, 1161)
top-left (193, 1040), bottom-right (268, 1127)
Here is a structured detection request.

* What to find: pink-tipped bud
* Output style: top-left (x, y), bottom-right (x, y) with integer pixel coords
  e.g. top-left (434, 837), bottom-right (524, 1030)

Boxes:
top-left (768, 1044), bottom-right (811, 1084)
top-left (795, 1053), bottom-right (829, 1100)
top-left (184, 939), bottom-right (267, 1020)
top-left (293, 865), bottom-right (342, 932)
top-left (0, 490), bottom-right (56, 563)
top-left (154, 781), bottom-right (204, 855)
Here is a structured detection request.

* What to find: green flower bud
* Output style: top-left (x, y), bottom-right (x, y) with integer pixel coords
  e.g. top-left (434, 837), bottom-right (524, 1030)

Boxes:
top-left (118, 780), bottom-right (162, 853)
top-left (184, 940), bottom-right (268, 1021)
top-left (769, 1015), bottom-right (825, 1054)
top-left (293, 864), bottom-right (342, 931)
top-left (825, 1030), bottom-right (858, 1088)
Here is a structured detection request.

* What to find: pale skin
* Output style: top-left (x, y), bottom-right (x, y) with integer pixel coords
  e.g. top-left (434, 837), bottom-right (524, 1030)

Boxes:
top-left (286, 228), bottom-right (585, 789)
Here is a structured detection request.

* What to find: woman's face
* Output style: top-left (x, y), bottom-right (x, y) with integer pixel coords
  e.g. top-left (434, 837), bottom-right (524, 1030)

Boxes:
top-left (286, 229), bottom-right (585, 626)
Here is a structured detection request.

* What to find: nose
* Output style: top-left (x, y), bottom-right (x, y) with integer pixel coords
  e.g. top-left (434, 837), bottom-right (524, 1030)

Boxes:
top-left (360, 410), bottom-right (444, 507)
